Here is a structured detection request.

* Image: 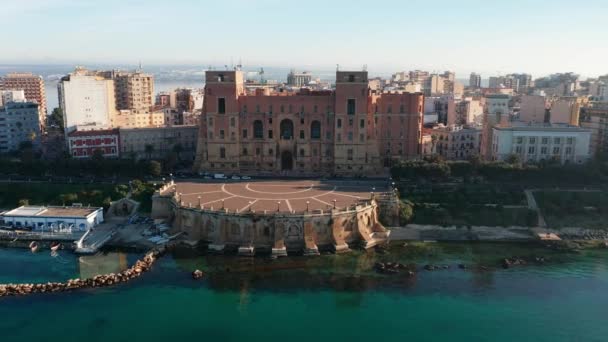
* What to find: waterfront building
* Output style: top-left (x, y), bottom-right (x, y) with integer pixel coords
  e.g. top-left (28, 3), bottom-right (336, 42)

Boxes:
top-left (287, 70), bottom-right (312, 87)
top-left (67, 128), bottom-right (120, 159)
top-left (58, 67), bottom-right (116, 133)
top-left (469, 73), bottom-right (481, 89)
top-left (120, 125), bottom-right (198, 160)
top-left (193, 70), bottom-right (423, 176)
top-left (0, 205), bottom-right (104, 232)
top-left (0, 72), bottom-right (47, 128)
top-left (0, 101), bottom-right (41, 152)
top-left (491, 122), bottom-right (591, 164)
top-left (430, 124), bottom-right (481, 160)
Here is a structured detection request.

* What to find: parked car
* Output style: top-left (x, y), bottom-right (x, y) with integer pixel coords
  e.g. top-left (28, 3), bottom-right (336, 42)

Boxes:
top-left (214, 173), bottom-right (227, 179)
top-left (231, 175), bottom-right (241, 180)
top-left (241, 176), bottom-right (251, 180)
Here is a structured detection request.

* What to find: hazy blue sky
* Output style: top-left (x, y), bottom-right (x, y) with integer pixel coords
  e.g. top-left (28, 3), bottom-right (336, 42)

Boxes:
top-left (2, 0), bottom-right (607, 77)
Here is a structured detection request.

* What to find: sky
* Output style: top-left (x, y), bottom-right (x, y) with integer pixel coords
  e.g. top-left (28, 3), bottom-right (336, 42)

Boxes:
top-left (1, 0), bottom-right (608, 78)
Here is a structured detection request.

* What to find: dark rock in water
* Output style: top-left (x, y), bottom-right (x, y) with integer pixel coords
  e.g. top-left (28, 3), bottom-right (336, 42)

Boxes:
top-left (458, 264), bottom-right (467, 269)
top-left (424, 264), bottom-right (435, 271)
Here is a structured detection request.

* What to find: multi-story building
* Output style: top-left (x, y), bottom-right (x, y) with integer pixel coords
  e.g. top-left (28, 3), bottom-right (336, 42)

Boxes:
top-left (431, 124), bottom-right (481, 160)
top-left (481, 94), bottom-right (510, 159)
top-left (0, 90), bottom-right (26, 106)
top-left (519, 95), bottom-right (581, 125)
top-left (580, 105), bottom-right (608, 156)
top-left (287, 70), bottom-right (312, 87)
top-left (453, 97), bottom-right (484, 125)
top-left (111, 109), bottom-right (165, 128)
top-left (120, 125), bottom-right (198, 160)
top-left (67, 128), bottom-right (120, 159)
top-left (0, 72), bottom-right (47, 129)
top-left (469, 73), bottom-right (481, 89)
top-left (509, 73), bottom-right (532, 93)
top-left (194, 70), bottom-right (423, 176)
top-left (58, 67), bottom-right (116, 133)
top-left (491, 122), bottom-right (591, 164)
top-left (0, 101), bottom-right (41, 153)
top-left (409, 70), bottom-right (430, 83)
top-left (489, 75), bottom-right (519, 92)
top-left (113, 70), bottom-right (154, 112)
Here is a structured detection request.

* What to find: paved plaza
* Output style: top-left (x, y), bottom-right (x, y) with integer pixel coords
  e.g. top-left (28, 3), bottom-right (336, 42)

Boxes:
top-left (174, 180), bottom-right (389, 213)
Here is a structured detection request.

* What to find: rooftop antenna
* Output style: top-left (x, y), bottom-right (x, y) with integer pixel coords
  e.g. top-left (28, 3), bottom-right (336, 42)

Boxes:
top-left (138, 60), bottom-right (142, 71)
top-left (237, 57), bottom-right (242, 70)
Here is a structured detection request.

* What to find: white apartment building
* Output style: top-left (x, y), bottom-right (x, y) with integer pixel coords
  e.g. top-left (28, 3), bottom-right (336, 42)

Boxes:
top-left (492, 122), bottom-right (591, 164)
top-left (58, 67), bottom-right (116, 133)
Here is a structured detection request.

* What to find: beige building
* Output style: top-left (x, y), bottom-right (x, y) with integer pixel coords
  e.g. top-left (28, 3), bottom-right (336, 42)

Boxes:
top-left (113, 70), bottom-right (154, 112)
top-left (431, 124), bottom-right (482, 160)
top-left (119, 125), bottom-right (198, 160)
top-left (112, 109), bottom-right (165, 128)
top-left (519, 95), bottom-right (581, 125)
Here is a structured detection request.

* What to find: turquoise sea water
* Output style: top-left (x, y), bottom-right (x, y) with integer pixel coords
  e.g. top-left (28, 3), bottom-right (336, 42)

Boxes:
top-left (1, 243), bottom-right (608, 342)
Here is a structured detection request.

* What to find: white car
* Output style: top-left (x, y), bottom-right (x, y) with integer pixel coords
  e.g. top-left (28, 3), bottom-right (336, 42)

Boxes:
top-left (214, 173), bottom-right (227, 179)
top-left (231, 175), bottom-right (241, 180)
top-left (241, 176), bottom-right (251, 180)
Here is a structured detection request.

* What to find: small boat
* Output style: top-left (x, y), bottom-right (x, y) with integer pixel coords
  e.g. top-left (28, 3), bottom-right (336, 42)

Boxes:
top-left (29, 241), bottom-right (39, 253)
top-left (50, 242), bottom-right (61, 252)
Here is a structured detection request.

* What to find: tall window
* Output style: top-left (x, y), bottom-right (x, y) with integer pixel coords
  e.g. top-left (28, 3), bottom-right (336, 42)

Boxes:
top-left (253, 120), bottom-right (263, 139)
top-left (337, 119), bottom-right (342, 128)
top-left (347, 99), bottom-right (355, 115)
top-left (347, 149), bottom-right (353, 160)
top-left (243, 129), bottom-right (248, 138)
top-left (218, 98), bottom-right (226, 114)
top-left (220, 147), bottom-right (226, 158)
top-left (311, 121), bottom-right (321, 139)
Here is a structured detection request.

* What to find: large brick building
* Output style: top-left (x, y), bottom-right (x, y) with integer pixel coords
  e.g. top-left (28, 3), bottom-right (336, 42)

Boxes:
top-left (194, 70), bottom-right (423, 176)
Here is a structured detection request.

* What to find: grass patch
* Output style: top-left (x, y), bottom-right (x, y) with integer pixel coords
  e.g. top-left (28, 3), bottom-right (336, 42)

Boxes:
top-left (535, 191), bottom-right (608, 230)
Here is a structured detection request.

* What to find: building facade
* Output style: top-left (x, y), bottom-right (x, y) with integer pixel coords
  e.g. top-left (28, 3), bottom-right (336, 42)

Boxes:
top-left (0, 101), bottom-right (41, 153)
top-left (0, 72), bottom-right (47, 128)
top-left (1, 205), bottom-right (104, 232)
top-left (491, 122), bottom-right (591, 164)
top-left (481, 94), bottom-right (510, 159)
top-left (431, 124), bottom-right (481, 160)
top-left (194, 70), bottom-right (424, 176)
top-left (580, 105), bottom-right (608, 156)
top-left (113, 70), bottom-right (154, 112)
top-left (120, 125), bottom-right (198, 160)
top-left (67, 128), bottom-right (120, 159)
top-left (59, 67), bottom-right (116, 133)
top-left (287, 71), bottom-right (312, 87)
top-left (469, 73), bottom-right (481, 88)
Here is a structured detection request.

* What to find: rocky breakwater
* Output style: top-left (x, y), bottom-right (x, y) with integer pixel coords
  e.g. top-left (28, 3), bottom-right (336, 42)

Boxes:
top-left (0, 250), bottom-right (162, 298)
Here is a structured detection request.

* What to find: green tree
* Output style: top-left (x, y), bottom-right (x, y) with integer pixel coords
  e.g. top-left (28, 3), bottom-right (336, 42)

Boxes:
top-left (399, 200), bottom-right (414, 226)
top-left (147, 161), bottom-right (162, 177)
top-left (92, 148), bottom-right (105, 163)
top-left (505, 153), bottom-right (521, 165)
top-left (144, 144), bottom-right (155, 160)
top-left (50, 108), bottom-right (64, 131)
top-left (18, 199), bottom-right (29, 206)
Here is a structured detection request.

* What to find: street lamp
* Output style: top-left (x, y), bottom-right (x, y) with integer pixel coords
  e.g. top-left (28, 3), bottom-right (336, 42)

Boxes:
top-left (306, 201), bottom-right (310, 212)
top-left (277, 201), bottom-right (281, 212)
top-left (333, 199), bottom-right (337, 209)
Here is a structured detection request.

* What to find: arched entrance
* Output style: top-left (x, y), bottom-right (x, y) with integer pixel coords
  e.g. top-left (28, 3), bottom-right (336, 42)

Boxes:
top-left (281, 150), bottom-right (293, 170)
top-left (280, 119), bottom-right (294, 140)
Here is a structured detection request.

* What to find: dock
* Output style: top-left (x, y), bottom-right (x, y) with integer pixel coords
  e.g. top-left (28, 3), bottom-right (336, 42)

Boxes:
top-left (75, 225), bottom-right (116, 254)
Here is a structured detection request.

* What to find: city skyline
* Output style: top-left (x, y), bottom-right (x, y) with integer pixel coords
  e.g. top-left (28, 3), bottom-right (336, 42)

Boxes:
top-left (2, 0), bottom-right (608, 77)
